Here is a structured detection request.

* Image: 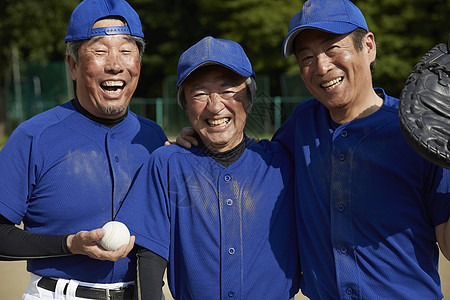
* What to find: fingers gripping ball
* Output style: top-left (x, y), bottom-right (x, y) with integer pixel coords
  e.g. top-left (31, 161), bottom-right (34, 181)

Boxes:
top-left (399, 34), bottom-right (450, 169)
top-left (100, 221), bottom-right (131, 251)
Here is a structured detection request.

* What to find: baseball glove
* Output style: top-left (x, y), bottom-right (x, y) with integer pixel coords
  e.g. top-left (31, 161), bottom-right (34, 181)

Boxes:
top-left (399, 34), bottom-right (450, 169)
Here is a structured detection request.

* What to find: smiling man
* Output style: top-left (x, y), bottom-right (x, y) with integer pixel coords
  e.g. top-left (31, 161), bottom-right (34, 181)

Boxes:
top-left (0, 0), bottom-right (167, 299)
top-left (272, 0), bottom-right (450, 299)
top-left (180, 64), bottom-right (250, 153)
top-left (66, 17), bottom-right (142, 119)
top-left (125, 36), bottom-right (300, 299)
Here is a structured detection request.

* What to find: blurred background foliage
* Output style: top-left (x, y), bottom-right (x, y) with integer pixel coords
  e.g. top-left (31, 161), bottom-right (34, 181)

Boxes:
top-left (0, 0), bottom-right (449, 137)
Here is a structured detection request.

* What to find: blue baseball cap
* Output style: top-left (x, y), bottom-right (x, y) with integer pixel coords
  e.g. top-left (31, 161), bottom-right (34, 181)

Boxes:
top-left (282, 0), bottom-right (369, 57)
top-left (177, 36), bottom-right (255, 88)
top-left (65, 0), bottom-right (144, 43)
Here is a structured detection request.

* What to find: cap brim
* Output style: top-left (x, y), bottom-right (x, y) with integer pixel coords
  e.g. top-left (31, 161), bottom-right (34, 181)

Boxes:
top-left (177, 61), bottom-right (254, 87)
top-left (282, 23), bottom-right (359, 57)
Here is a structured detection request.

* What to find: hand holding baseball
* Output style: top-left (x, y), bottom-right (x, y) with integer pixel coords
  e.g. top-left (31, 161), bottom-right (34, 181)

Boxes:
top-left (67, 225), bottom-right (135, 262)
top-left (99, 221), bottom-right (131, 251)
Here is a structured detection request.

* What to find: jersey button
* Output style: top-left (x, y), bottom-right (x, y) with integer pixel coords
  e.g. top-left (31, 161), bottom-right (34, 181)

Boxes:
top-left (226, 199), bottom-right (233, 206)
top-left (337, 204), bottom-right (345, 212)
top-left (228, 248), bottom-right (235, 255)
top-left (345, 287), bottom-right (353, 295)
top-left (224, 175), bottom-right (232, 182)
top-left (338, 153), bottom-right (346, 161)
top-left (227, 290), bottom-right (235, 297)
top-left (340, 247), bottom-right (348, 255)
top-left (115, 156), bottom-right (120, 163)
top-left (340, 130), bottom-right (348, 138)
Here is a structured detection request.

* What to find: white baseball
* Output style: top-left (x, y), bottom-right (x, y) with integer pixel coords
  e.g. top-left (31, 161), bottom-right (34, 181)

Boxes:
top-left (99, 221), bottom-right (130, 251)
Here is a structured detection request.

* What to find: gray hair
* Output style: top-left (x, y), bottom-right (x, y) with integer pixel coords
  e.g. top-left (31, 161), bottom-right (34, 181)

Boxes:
top-left (66, 36), bottom-right (145, 63)
top-left (177, 76), bottom-right (257, 112)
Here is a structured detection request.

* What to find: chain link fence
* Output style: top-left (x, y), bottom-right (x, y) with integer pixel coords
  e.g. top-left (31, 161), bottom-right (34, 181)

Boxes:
top-left (4, 61), bottom-right (312, 138)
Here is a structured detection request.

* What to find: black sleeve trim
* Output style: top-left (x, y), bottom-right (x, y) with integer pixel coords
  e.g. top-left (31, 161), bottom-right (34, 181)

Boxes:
top-left (135, 246), bottom-right (167, 300)
top-left (0, 214), bottom-right (72, 260)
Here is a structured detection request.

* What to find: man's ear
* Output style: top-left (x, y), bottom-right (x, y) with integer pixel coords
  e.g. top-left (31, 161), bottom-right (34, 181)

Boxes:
top-left (365, 32), bottom-right (377, 62)
top-left (66, 55), bottom-right (78, 81)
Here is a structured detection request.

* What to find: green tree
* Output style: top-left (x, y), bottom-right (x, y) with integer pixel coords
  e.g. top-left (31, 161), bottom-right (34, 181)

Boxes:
top-left (132, 0), bottom-right (300, 97)
top-left (133, 0), bottom-right (450, 98)
top-left (0, 0), bottom-right (77, 138)
top-left (1, 0), bottom-right (449, 138)
top-left (356, 0), bottom-right (450, 96)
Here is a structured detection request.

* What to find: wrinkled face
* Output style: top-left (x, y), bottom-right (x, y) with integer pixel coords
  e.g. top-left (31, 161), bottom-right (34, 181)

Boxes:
top-left (294, 29), bottom-right (376, 115)
top-left (184, 65), bottom-right (249, 152)
top-left (67, 19), bottom-right (141, 119)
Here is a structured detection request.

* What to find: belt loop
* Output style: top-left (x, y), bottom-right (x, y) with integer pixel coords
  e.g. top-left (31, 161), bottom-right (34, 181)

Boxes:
top-left (66, 280), bottom-right (79, 300)
top-left (106, 288), bottom-right (111, 300)
top-left (55, 278), bottom-right (69, 300)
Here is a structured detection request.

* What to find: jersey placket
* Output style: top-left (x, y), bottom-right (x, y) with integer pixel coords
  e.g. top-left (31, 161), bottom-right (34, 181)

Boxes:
top-left (106, 130), bottom-right (131, 220)
top-left (330, 125), bottom-right (361, 299)
top-left (218, 171), bottom-right (242, 299)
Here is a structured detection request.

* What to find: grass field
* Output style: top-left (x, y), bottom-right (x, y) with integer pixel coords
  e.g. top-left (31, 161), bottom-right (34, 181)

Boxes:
top-left (1, 253), bottom-right (449, 299)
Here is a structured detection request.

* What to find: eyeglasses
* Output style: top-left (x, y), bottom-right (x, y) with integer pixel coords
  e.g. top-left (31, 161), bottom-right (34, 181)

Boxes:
top-left (190, 86), bottom-right (249, 103)
top-left (193, 90), bottom-right (239, 102)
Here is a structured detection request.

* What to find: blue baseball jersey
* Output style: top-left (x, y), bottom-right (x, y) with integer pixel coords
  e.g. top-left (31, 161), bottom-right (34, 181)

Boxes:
top-left (126, 138), bottom-right (300, 299)
top-left (0, 100), bottom-right (167, 283)
top-left (273, 88), bottom-right (450, 299)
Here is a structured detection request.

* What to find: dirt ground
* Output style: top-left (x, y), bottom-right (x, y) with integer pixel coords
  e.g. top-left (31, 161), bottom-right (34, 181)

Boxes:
top-left (1, 253), bottom-right (449, 299)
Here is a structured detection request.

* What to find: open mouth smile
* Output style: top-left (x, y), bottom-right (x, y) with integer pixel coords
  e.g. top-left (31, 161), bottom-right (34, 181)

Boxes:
top-left (207, 118), bottom-right (230, 127)
top-left (321, 77), bottom-right (343, 90)
top-left (101, 81), bottom-right (125, 95)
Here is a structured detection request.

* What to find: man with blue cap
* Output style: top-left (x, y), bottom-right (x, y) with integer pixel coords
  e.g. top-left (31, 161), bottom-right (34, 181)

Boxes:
top-left (0, 0), bottom-right (167, 299)
top-left (124, 36), bottom-right (300, 299)
top-left (273, 0), bottom-right (450, 299)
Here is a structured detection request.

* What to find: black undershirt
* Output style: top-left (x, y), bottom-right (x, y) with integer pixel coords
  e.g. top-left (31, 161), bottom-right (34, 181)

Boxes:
top-left (198, 134), bottom-right (247, 167)
top-left (72, 98), bottom-right (127, 128)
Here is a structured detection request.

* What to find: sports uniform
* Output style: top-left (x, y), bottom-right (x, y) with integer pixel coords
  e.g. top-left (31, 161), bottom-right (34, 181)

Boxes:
top-left (273, 89), bottom-right (450, 299)
top-left (125, 36), bottom-right (300, 299)
top-left (0, 0), bottom-right (168, 298)
top-left (276, 0), bottom-right (450, 298)
top-left (0, 100), bottom-right (166, 282)
top-left (126, 138), bottom-right (299, 299)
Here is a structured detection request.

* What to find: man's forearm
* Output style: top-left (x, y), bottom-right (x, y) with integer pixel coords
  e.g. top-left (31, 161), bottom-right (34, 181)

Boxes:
top-left (135, 247), bottom-right (167, 300)
top-left (0, 214), bottom-right (71, 260)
